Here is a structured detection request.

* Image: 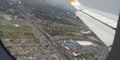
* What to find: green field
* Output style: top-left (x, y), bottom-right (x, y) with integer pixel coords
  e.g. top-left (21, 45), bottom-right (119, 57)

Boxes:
top-left (0, 26), bottom-right (33, 33)
top-left (77, 54), bottom-right (96, 60)
top-left (0, 25), bottom-right (33, 38)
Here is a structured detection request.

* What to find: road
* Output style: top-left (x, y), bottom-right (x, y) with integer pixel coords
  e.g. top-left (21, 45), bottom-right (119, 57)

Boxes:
top-left (17, 2), bottom-right (69, 60)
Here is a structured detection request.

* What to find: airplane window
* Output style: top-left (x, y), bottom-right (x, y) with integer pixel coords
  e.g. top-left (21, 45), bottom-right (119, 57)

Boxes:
top-left (0, 0), bottom-right (119, 60)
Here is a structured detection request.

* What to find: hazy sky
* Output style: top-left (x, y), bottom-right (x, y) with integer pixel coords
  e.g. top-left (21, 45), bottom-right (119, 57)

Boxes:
top-left (79, 0), bottom-right (119, 15)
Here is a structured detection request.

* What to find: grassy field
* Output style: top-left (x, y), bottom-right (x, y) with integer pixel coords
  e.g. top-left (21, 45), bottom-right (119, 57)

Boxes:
top-left (0, 25), bottom-right (33, 38)
top-left (76, 54), bottom-right (96, 60)
top-left (0, 15), bottom-right (34, 38)
top-left (0, 19), bottom-right (31, 27)
top-left (0, 26), bottom-right (33, 33)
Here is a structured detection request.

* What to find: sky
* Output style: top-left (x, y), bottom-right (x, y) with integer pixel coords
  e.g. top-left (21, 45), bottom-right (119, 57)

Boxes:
top-left (78, 0), bottom-right (119, 15)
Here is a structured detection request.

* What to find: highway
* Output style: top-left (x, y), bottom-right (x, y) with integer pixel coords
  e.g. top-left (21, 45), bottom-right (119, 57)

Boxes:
top-left (17, 2), bottom-right (70, 60)
top-left (0, 0), bottom-right (112, 60)
top-left (0, 0), bottom-right (70, 59)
